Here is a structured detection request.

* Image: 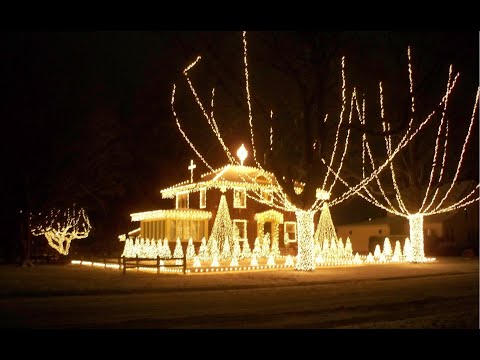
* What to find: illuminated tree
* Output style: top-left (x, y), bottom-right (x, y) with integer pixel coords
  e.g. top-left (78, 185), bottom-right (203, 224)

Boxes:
top-left (208, 195), bottom-right (234, 255)
top-left (270, 233), bottom-right (280, 258)
top-left (392, 240), bottom-right (402, 262)
top-left (332, 54), bottom-right (479, 262)
top-left (198, 237), bottom-right (208, 261)
top-left (404, 238), bottom-right (413, 262)
top-left (383, 237), bottom-right (392, 257)
top-left (121, 238), bottom-right (133, 257)
top-left (374, 244), bottom-right (382, 259)
top-left (345, 237), bottom-right (353, 257)
top-left (186, 238), bottom-right (196, 260)
top-left (30, 205), bottom-right (91, 255)
top-left (232, 238), bottom-right (242, 260)
top-left (193, 256), bottom-right (201, 267)
top-left (221, 237), bottom-right (232, 260)
top-left (163, 239), bottom-right (172, 259)
top-left (241, 240), bottom-right (252, 259)
top-left (314, 203), bottom-right (337, 246)
top-left (171, 32), bottom-right (439, 270)
top-left (261, 233), bottom-right (271, 258)
top-left (209, 237), bottom-right (220, 261)
top-left (174, 237), bottom-right (184, 259)
top-left (252, 237), bottom-right (261, 258)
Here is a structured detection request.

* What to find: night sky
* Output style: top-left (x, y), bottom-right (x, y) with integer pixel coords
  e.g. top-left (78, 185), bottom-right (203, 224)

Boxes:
top-left (2, 31), bottom-right (478, 257)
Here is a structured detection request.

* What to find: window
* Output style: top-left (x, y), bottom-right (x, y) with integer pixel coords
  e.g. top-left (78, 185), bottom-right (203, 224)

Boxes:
top-left (234, 188), bottom-right (246, 208)
top-left (176, 192), bottom-right (189, 209)
top-left (284, 222), bottom-right (296, 242)
top-left (261, 189), bottom-right (272, 203)
top-left (233, 220), bottom-right (247, 242)
top-left (200, 188), bottom-right (206, 209)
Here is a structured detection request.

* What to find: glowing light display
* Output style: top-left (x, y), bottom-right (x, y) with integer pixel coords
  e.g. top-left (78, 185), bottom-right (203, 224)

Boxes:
top-left (237, 144), bottom-right (248, 166)
top-left (383, 237), bottom-right (393, 257)
top-left (30, 206), bottom-right (91, 255)
top-left (241, 240), bottom-right (252, 259)
top-left (186, 238), bottom-right (196, 260)
top-left (209, 195), bottom-right (234, 254)
top-left (169, 31), bottom-right (454, 271)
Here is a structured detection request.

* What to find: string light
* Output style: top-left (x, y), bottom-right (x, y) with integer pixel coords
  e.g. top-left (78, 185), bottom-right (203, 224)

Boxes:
top-left (250, 255), bottom-right (258, 266)
top-left (261, 233), bottom-right (271, 258)
top-left (163, 239), bottom-right (172, 259)
top-left (209, 194), bottom-right (234, 254)
top-left (314, 203), bottom-right (337, 246)
top-left (168, 31), bottom-right (467, 271)
top-left (193, 256), bottom-right (201, 267)
top-left (267, 254), bottom-right (276, 266)
top-left (252, 237), bottom-right (261, 258)
top-left (294, 210), bottom-right (315, 271)
top-left (374, 244), bottom-right (382, 260)
top-left (30, 205), bottom-right (91, 256)
top-left (382, 237), bottom-right (392, 257)
top-left (186, 238), bottom-right (196, 260)
top-left (131, 209), bottom-right (211, 222)
top-left (173, 238), bottom-right (184, 265)
top-left (403, 238), bottom-right (413, 262)
top-left (198, 238), bottom-right (208, 261)
top-left (242, 31), bottom-right (261, 169)
top-left (171, 84), bottom-right (214, 171)
top-left (241, 239), bottom-right (252, 259)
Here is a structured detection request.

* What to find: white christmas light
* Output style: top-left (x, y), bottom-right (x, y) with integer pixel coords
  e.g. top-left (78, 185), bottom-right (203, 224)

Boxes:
top-left (30, 206), bottom-right (91, 256)
top-left (237, 144), bottom-right (248, 166)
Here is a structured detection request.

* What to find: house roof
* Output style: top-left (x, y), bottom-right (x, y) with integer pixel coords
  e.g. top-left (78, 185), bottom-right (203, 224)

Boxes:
top-left (160, 164), bottom-right (283, 199)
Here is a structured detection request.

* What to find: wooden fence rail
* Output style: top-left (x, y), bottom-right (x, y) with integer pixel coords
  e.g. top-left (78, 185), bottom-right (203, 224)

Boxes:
top-left (121, 253), bottom-right (187, 275)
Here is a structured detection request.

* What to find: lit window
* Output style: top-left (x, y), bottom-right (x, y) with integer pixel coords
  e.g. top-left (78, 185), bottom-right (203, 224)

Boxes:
top-left (234, 188), bottom-right (246, 208)
top-left (200, 188), bottom-right (206, 209)
top-left (284, 222), bottom-right (296, 242)
top-left (261, 189), bottom-right (272, 203)
top-left (176, 192), bottom-right (189, 209)
top-left (233, 220), bottom-right (247, 242)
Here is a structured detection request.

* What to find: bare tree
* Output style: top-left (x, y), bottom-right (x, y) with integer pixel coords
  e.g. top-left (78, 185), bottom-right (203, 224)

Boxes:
top-left (30, 205), bottom-right (92, 255)
top-left (170, 32), bottom-right (438, 270)
top-left (327, 58), bottom-right (479, 262)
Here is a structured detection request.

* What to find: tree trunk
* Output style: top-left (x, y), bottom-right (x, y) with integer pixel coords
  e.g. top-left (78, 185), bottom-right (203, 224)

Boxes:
top-left (408, 214), bottom-right (425, 263)
top-left (294, 209), bottom-right (316, 271)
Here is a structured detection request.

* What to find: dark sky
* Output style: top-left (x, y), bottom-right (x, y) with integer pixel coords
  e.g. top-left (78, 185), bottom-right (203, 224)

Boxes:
top-left (2, 31), bottom-right (478, 252)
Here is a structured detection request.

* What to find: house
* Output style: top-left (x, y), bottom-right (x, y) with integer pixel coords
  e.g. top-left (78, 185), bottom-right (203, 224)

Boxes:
top-left (128, 149), bottom-right (298, 251)
top-left (336, 205), bottom-right (479, 255)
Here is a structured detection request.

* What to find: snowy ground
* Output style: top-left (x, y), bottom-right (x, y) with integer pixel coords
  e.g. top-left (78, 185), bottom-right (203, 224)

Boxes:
top-left (0, 257), bottom-right (477, 328)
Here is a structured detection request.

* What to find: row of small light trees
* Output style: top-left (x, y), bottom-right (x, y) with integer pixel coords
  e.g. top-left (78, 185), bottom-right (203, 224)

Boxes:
top-left (172, 31), bottom-right (479, 270)
top-left (121, 235), bottom-right (416, 268)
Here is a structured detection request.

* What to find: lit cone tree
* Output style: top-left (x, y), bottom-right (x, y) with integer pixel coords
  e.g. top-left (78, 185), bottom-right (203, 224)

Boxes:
top-left (393, 240), bottom-right (402, 261)
top-left (261, 233), bottom-right (271, 258)
top-left (163, 239), bottom-right (172, 259)
top-left (208, 195), bottom-right (234, 255)
top-left (232, 238), bottom-right (242, 260)
top-left (345, 237), bottom-right (353, 257)
top-left (329, 51), bottom-right (479, 263)
top-left (221, 237), bottom-right (232, 260)
top-left (241, 240), bottom-right (252, 259)
top-left (30, 205), bottom-right (91, 255)
top-left (173, 238), bottom-right (184, 265)
top-left (270, 234), bottom-right (280, 258)
top-left (198, 237), bottom-right (208, 261)
top-left (186, 238), bottom-right (196, 260)
top-left (252, 237), bottom-right (261, 258)
top-left (383, 237), bottom-right (392, 257)
top-left (171, 32), bottom-right (439, 270)
top-left (314, 202), bottom-right (337, 246)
